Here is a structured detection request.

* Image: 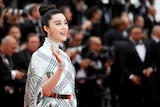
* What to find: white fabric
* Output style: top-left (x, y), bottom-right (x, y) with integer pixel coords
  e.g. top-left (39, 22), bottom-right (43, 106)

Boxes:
top-left (24, 37), bottom-right (77, 107)
top-left (135, 44), bottom-right (146, 62)
top-left (11, 70), bottom-right (16, 80)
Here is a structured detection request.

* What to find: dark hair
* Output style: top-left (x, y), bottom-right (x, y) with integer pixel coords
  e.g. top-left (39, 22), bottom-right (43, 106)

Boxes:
top-left (26, 33), bottom-right (39, 42)
top-left (6, 24), bottom-right (20, 34)
top-left (39, 4), bottom-right (63, 27)
top-left (110, 17), bottom-right (124, 29)
top-left (129, 25), bottom-right (142, 35)
top-left (133, 15), bottom-right (143, 23)
top-left (84, 6), bottom-right (99, 20)
top-left (59, 5), bottom-right (70, 13)
top-left (39, 4), bottom-right (63, 35)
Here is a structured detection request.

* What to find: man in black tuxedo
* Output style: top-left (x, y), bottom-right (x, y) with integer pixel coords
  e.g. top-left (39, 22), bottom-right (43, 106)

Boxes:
top-left (0, 36), bottom-right (25, 107)
top-left (119, 25), bottom-right (152, 107)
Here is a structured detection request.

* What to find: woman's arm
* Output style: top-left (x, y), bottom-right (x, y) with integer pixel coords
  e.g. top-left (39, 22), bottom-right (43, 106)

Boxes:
top-left (42, 46), bottom-right (65, 96)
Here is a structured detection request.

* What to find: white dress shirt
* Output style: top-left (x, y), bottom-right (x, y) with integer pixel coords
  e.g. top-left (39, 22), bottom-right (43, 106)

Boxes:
top-left (135, 43), bottom-right (146, 62)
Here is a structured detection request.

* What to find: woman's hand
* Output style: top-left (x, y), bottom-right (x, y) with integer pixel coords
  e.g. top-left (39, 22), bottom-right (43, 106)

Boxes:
top-left (51, 46), bottom-right (65, 69)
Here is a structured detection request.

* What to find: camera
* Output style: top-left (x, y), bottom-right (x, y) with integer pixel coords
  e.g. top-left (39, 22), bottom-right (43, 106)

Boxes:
top-left (99, 46), bottom-right (115, 64)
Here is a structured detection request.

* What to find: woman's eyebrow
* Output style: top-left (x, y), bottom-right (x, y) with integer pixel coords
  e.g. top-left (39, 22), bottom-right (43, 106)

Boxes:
top-left (53, 20), bottom-right (61, 23)
top-left (54, 20), bottom-right (67, 23)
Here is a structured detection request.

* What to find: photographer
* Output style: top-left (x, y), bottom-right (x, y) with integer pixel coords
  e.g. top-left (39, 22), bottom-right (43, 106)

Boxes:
top-left (76, 36), bottom-right (114, 107)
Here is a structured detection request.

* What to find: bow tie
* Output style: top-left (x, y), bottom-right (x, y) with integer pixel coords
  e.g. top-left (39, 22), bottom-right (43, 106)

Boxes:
top-left (135, 42), bottom-right (143, 46)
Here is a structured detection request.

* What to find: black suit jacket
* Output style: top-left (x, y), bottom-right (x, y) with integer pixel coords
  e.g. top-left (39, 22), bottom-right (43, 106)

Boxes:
top-left (154, 43), bottom-right (160, 83)
top-left (20, 20), bottom-right (37, 42)
top-left (119, 38), bottom-right (152, 107)
top-left (12, 48), bottom-right (31, 73)
top-left (143, 15), bottom-right (158, 38)
top-left (103, 28), bottom-right (123, 46)
top-left (120, 39), bottom-right (150, 82)
top-left (0, 55), bottom-right (14, 94)
top-left (110, 40), bottom-right (128, 87)
top-left (12, 49), bottom-right (32, 94)
top-left (144, 39), bottom-right (158, 69)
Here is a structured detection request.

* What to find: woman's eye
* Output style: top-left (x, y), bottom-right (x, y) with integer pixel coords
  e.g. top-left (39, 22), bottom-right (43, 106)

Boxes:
top-left (65, 22), bottom-right (68, 25)
top-left (56, 23), bottom-right (61, 25)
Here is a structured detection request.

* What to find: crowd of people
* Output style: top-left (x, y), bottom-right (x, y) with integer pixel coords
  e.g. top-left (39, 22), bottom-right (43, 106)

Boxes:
top-left (0, 0), bottom-right (160, 107)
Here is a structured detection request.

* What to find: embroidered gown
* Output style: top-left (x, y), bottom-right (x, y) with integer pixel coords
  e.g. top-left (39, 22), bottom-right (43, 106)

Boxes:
top-left (24, 38), bottom-right (77, 107)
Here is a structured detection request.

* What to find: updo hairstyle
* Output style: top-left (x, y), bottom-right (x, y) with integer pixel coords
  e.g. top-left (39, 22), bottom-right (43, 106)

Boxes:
top-left (39, 4), bottom-right (63, 27)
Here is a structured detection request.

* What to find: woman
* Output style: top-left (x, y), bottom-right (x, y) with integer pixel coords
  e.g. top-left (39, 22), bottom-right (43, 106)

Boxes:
top-left (24, 4), bottom-right (77, 107)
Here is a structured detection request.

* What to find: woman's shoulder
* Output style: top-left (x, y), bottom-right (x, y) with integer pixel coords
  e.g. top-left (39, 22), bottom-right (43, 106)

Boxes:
top-left (32, 45), bottom-right (52, 61)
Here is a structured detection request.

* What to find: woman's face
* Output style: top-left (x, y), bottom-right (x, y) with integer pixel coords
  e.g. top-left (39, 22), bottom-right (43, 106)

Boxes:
top-left (46, 13), bottom-right (69, 42)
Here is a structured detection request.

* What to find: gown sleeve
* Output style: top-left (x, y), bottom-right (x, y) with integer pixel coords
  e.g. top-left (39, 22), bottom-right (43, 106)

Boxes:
top-left (24, 53), bottom-right (46, 107)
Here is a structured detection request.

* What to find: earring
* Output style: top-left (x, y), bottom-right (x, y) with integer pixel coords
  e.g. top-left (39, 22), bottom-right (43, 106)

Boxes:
top-left (48, 32), bottom-right (50, 37)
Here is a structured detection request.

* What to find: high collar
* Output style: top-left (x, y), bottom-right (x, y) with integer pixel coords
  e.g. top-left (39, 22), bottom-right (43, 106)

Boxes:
top-left (45, 37), bottom-right (60, 50)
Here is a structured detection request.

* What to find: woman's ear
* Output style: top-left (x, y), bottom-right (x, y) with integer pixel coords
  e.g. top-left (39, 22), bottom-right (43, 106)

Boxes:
top-left (43, 25), bottom-right (49, 33)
